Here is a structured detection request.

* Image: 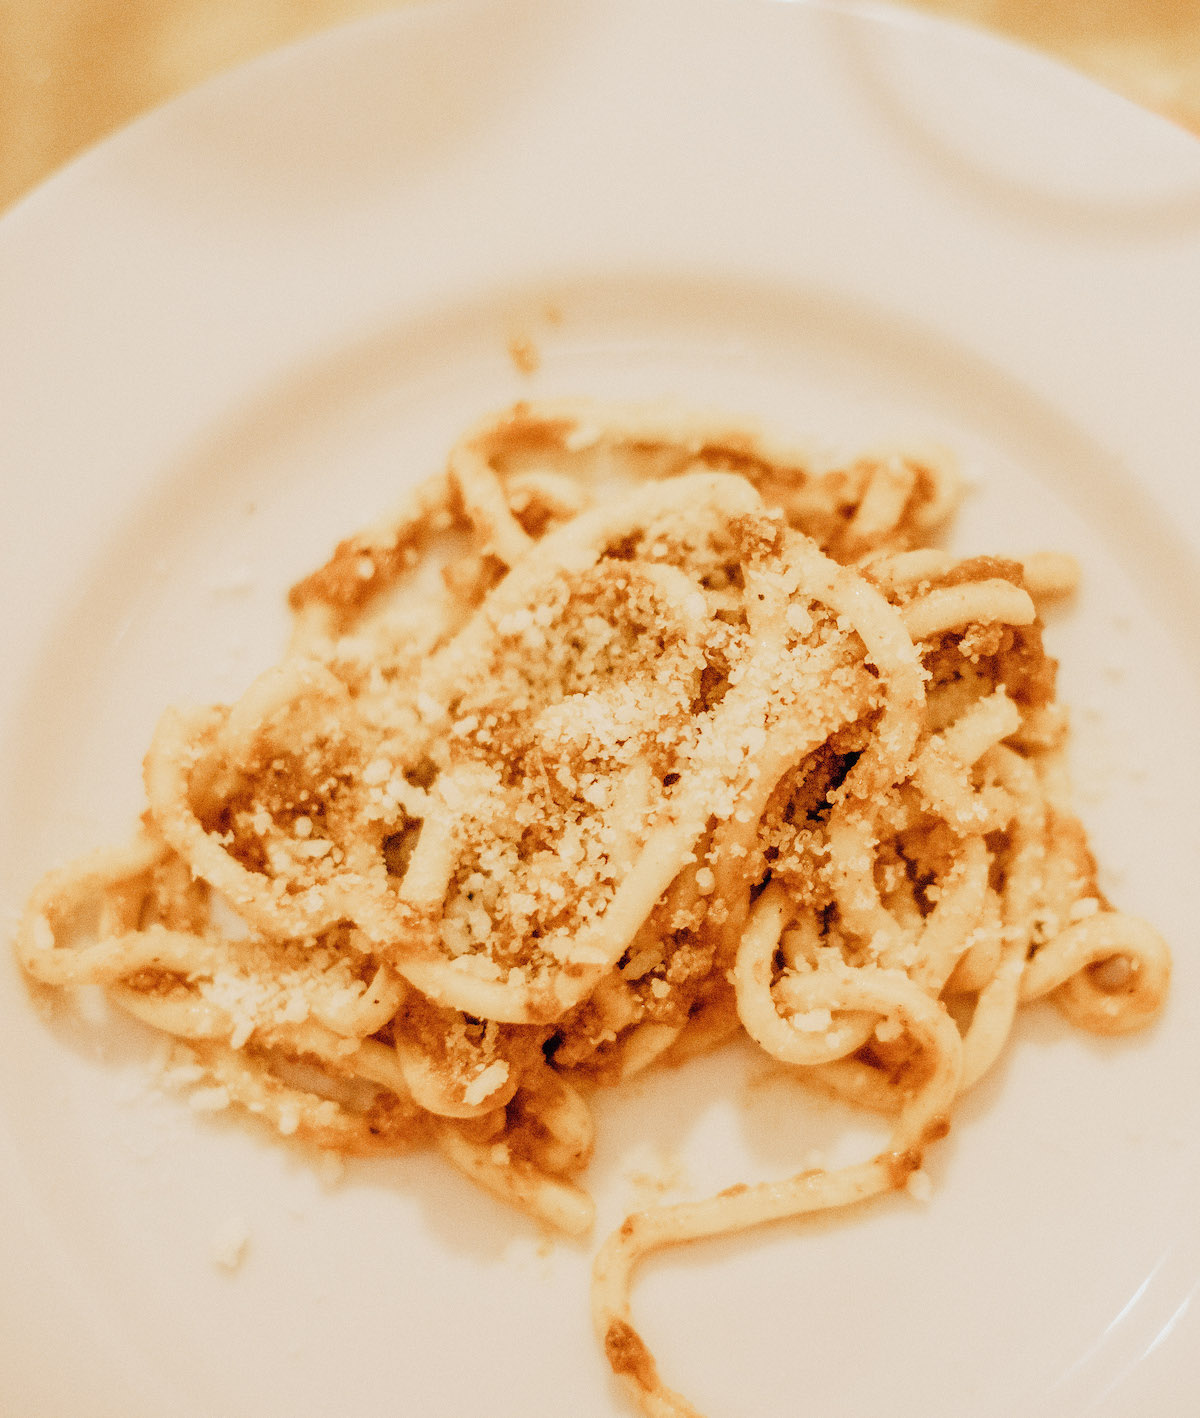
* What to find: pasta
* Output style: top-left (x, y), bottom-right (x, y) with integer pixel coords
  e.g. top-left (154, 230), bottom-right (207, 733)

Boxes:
top-left (14, 400), bottom-right (1170, 1418)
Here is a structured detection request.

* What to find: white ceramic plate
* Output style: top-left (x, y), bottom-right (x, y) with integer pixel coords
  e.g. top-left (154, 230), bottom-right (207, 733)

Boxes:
top-left (3, 2), bottom-right (1200, 1414)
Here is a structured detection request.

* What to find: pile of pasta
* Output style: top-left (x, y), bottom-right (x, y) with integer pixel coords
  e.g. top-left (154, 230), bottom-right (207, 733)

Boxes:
top-left (16, 401), bottom-right (1170, 1418)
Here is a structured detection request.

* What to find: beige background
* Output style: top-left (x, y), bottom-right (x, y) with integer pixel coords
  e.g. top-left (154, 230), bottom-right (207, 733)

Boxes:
top-left (2, 0), bottom-right (1200, 211)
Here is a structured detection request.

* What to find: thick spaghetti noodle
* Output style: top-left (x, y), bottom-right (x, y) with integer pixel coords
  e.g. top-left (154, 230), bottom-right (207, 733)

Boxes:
top-left (15, 401), bottom-right (1170, 1418)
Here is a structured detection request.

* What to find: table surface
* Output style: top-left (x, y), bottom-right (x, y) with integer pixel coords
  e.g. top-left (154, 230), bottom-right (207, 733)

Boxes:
top-left (2, 0), bottom-right (1199, 214)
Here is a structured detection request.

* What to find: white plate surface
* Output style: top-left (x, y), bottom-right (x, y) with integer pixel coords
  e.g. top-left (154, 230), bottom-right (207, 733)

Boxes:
top-left (2, 2), bottom-right (1200, 1415)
